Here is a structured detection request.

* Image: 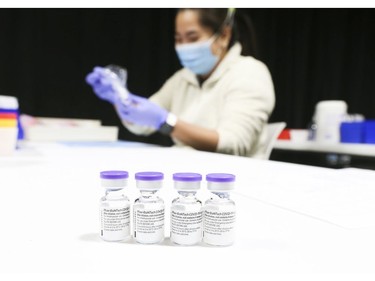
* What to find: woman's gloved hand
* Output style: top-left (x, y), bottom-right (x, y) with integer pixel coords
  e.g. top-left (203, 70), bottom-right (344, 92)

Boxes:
top-left (114, 93), bottom-right (168, 130)
top-left (86, 66), bottom-right (168, 130)
top-left (85, 66), bottom-right (125, 104)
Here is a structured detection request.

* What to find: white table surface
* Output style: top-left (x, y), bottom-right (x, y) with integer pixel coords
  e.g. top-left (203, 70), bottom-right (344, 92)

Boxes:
top-left (274, 140), bottom-right (375, 157)
top-left (1, 141), bottom-right (375, 280)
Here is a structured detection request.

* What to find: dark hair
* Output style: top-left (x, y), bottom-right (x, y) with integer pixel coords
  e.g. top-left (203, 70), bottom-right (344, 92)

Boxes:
top-left (177, 8), bottom-right (258, 57)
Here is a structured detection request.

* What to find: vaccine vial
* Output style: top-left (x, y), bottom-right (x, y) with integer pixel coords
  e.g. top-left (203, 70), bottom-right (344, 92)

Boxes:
top-left (133, 172), bottom-right (165, 244)
top-left (99, 170), bottom-right (130, 242)
top-left (105, 64), bottom-right (129, 104)
top-left (203, 173), bottom-right (236, 246)
top-left (170, 173), bottom-right (203, 246)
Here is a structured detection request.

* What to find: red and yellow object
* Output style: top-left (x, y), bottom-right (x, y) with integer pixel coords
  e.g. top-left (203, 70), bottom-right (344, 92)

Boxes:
top-left (0, 113), bottom-right (17, 119)
top-left (0, 119), bottom-right (17, 127)
top-left (0, 112), bottom-right (17, 127)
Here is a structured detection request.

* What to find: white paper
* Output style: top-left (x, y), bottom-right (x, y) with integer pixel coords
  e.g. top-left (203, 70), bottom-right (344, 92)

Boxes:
top-left (237, 163), bottom-right (375, 229)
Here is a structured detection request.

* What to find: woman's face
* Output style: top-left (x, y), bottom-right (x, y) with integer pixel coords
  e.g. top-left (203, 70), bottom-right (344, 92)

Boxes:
top-left (175, 10), bottom-right (230, 57)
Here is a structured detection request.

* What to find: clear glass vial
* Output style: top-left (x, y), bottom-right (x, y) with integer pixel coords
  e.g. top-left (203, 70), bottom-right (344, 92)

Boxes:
top-left (203, 173), bottom-right (236, 246)
top-left (133, 172), bottom-right (165, 244)
top-left (99, 170), bottom-right (131, 242)
top-left (104, 64), bottom-right (129, 104)
top-left (170, 173), bottom-right (203, 246)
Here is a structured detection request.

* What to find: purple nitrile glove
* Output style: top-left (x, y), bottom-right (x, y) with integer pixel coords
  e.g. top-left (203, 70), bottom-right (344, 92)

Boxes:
top-left (114, 92), bottom-right (168, 130)
top-left (85, 66), bottom-right (128, 104)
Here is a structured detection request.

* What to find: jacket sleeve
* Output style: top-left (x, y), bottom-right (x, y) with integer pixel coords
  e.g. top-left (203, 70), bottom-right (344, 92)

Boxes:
top-left (216, 60), bottom-right (275, 156)
top-left (122, 72), bottom-right (179, 135)
top-left (149, 72), bottom-right (180, 110)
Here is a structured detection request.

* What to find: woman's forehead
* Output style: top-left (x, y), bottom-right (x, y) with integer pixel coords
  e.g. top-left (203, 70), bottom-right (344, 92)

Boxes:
top-left (176, 10), bottom-right (200, 29)
top-left (175, 10), bottom-right (212, 35)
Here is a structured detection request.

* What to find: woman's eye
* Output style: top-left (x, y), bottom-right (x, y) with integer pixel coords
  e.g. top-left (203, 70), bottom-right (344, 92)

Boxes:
top-left (174, 32), bottom-right (202, 44)
top-left (187, 36), bottom-right (199, 43)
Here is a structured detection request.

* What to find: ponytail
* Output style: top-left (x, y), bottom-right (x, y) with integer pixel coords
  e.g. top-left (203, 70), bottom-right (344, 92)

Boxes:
top-left (230, 10), bottom-right (258, 58)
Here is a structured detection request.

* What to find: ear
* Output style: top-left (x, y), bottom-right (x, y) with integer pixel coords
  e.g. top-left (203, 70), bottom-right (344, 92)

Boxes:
top-left (219, 26), bottom-right (232, 49)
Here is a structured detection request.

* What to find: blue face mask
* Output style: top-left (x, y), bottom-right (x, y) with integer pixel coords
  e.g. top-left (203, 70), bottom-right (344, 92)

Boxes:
top-left (175, 36), bottom-right (219, 75)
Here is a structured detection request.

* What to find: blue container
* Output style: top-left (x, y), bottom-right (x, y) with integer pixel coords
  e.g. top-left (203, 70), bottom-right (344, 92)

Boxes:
top-left (363, 120), bottom-right (375, 144)
top-left (340, 122), bottom-right (364, 143)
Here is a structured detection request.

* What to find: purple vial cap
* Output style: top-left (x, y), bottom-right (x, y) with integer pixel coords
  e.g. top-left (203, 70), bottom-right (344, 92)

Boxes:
top-left (206, 173), bottom-right (236, 183)
top-left (135, 171), bottom-right (164, 181)
top-left (100, 170), bottom-right (128, 179)
top-left (173, 173), bottom-right (202, 182)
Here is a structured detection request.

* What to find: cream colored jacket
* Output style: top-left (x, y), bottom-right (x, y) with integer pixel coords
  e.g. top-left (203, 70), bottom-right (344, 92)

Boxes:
top-left (125, 43), bottom-right (275, 158)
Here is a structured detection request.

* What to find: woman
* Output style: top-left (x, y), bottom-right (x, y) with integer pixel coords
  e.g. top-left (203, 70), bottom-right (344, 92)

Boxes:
top-left (86, 8), bottom-right (275, 158)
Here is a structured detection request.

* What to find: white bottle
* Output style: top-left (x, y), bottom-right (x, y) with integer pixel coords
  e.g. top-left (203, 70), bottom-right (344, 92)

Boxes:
top-left (99, 170), bottom-right (131, 242)
top-left (133, 172), bottom-right (165, 244)
top-left (170, 173), bottom-right (203, 246)
top-left (314, 100), bottom-right (348, 143)
top-left (203, 173), bottom-right (236, 246)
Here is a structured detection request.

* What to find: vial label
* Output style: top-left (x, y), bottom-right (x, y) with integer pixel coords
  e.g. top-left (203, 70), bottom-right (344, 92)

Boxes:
top-left (170, 209), bottom-right (202, 245)
top-left (203, 207), bottom-right (236, 246)
top-left (133, 204), bottom-right (165, 244)
top-left (100, 206), bottom-right (130, 241)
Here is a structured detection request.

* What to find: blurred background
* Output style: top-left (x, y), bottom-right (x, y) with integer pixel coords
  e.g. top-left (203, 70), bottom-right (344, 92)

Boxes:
top-left (0, 8), bottom-right (374, 146)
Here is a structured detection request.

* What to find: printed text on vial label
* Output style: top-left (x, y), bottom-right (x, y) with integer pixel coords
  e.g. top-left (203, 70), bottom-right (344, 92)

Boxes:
top-left (204, 210), bottom-right (235, 235)
top-left (135, 209), bottom-right (164, 234)
top-left (101, 207), bottom-right (130, 232)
